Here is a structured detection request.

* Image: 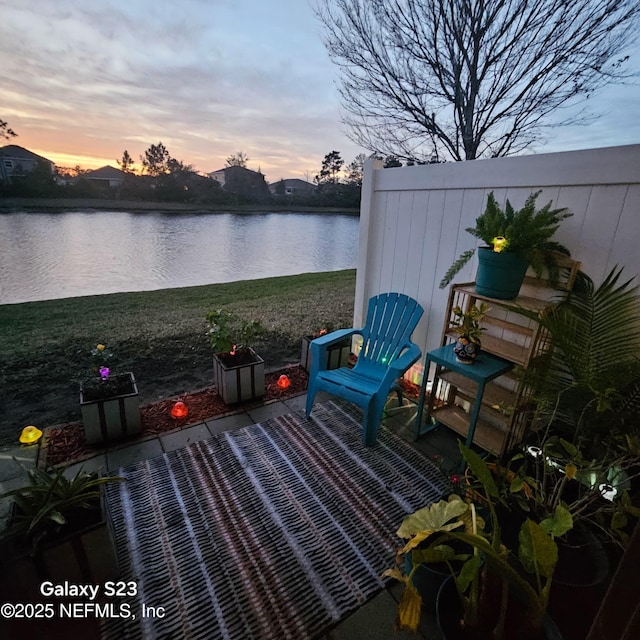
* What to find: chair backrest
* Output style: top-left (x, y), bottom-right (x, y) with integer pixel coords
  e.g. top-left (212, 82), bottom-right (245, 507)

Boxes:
top-left (354, 292), bottom-right (423, 377)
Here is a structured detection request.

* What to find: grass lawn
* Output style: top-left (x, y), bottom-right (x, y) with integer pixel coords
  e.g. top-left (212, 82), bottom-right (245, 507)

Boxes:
top-left (0, 269), bottom-right (356, 445)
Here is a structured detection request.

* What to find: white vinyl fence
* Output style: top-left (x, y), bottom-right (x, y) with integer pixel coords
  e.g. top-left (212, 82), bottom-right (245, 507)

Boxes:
top-left (354, 144), bottom-right (640, 379)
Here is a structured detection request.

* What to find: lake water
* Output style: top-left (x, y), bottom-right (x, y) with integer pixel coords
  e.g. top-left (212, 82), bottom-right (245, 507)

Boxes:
top-left (0, 210), bottom-right (359, 305)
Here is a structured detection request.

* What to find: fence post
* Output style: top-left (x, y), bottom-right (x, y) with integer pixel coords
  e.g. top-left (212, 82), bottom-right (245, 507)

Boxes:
top-left (354, 158), bottom-right (383, 327)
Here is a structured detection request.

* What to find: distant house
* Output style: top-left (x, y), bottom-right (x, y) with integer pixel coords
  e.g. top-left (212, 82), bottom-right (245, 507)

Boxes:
top-left (206, 165), bottom-right (270, 200)
top-left (0, 145), bottom-right (55, 182)
top-left (83, 165), bottom-right (128, 188)
top-left (268, 178), bottom-right (316, 196)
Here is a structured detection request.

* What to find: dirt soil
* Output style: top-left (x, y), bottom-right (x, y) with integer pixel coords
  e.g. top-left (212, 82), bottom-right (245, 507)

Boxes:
top-left (3, 335), bottom-right (301, 446)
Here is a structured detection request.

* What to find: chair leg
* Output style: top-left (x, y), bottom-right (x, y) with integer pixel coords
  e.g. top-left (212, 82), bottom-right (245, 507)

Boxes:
top-left (305, 384), bottom-right (318, 417)
top-left (362, 396), bottom-right (386, 446)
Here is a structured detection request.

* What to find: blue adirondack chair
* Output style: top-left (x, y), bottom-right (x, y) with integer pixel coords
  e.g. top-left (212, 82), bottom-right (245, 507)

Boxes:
top-left (305, 292), bottom-right (424, 446)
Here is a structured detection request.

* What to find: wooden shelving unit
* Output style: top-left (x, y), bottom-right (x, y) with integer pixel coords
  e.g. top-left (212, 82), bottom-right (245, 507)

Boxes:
top-left (429, 256), bottom-right (580, 457)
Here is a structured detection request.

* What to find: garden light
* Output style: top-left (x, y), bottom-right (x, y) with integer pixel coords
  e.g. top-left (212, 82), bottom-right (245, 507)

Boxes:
top-left (171, 401), bottom-right (188, 419)
top-left (20, 425), bottom-right (43, 444)
top-left (492, 236), bottom-right (508, 252)
top-left (599, 483), bottom-right (618, 501)
top-left (277, 375), bottom-right (291, 389)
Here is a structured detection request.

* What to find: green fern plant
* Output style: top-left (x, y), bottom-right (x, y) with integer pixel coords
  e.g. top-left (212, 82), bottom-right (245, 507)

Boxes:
top-left (440, 191), bottom-right (573, 289)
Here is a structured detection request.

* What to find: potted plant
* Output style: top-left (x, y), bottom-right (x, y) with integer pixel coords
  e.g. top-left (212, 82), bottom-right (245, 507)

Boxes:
top-left (206, 308), bottom-right (265, 404)
top-left (79, 343), bottom-right (141, 445)
top-left (300, 324), bottom-right (352, 373)
top-left (385, 442), bottom-right (567, 639)
top-left (450, 302), bottom-right (489, 364)
top-left (440, 191), bottom-right (573, 299)
top-left (0, 463), bottom-right (123, 600)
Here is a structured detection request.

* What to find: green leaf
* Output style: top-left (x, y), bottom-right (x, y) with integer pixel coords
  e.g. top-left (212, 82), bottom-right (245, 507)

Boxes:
top-left (459, 443), bottom-right (499, 498)
top-left (455, 554), bottom-right (481, 594)
top-left (539, 504), bottom-right (573, 538)
top-left (397, 496), bottom-right (468, 538)
top-left (519, 519), bottom-right (558, 579)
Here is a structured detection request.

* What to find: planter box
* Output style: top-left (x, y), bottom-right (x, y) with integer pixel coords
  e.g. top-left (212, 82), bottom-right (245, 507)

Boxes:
top-left (300, 335), bottom-right (352, 373)
top-left (80, 371), bottom-right (141, 445)
top-left (0, 489), bottom-right (119, 601)
top-left (213, 347), bottom-right (265, 404)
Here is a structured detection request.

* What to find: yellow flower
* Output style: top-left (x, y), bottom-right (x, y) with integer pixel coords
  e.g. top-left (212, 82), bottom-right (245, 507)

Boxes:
top-left (96, 344), bottom-right (106, 351)
top-left (565, 463), bottom-right (578, 480)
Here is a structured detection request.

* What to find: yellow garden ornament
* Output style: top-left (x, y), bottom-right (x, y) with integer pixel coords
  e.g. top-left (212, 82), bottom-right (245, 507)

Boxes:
top-left (19, 425), bottom-right (43, 444)
top-left (492, 236), bottom-right (509, 252)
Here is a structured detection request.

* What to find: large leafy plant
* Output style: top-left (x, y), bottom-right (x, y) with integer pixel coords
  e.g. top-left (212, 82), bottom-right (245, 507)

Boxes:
top-left (522, 266), bottom-right (640, 450)
top-left (1, 463), bottom-right (124, 552)
top-left (440, 191), bottom-right (573, 288)
top-left (504, 436), bottom-right (640, 547)
top-left (206, 308), bottom-right (264, 354)
top-left (385, 443), bottom-right (566, 637)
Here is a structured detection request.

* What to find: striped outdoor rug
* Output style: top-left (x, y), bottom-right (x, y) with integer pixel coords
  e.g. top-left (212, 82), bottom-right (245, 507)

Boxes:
top-left (101, 400), bottom-right (448, 640)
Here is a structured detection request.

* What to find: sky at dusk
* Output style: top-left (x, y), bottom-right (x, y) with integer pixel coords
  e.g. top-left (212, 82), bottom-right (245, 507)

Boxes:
top-left (2, 0), bottom-right (640, 184)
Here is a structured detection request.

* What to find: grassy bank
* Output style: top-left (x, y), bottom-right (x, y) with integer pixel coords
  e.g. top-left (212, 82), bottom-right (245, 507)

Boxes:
top-left (0, 270), bottom-right (356, 445)
top-left (0, 197), bottom-right (359, 215)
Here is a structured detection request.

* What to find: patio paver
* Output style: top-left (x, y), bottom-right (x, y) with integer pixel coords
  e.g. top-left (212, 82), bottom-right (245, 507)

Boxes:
top-left (106, 437), bottom-right (164, 471)
top-left (160, 422), bottom-right (211, 452)
top-left (205, 411), bottom-right (254, 435)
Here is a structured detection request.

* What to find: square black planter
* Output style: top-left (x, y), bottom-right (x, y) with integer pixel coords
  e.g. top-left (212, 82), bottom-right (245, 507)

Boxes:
top-left (213, 347), bottom-right (265, 404)
top-left (80, 371), bottom-right (141, 445)
top-left (300, 335), bottom-right (352, 374)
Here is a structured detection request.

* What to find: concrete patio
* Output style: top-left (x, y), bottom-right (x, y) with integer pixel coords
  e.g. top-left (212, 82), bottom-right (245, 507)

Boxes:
top-left (0, 391), bottom-right (460, 640)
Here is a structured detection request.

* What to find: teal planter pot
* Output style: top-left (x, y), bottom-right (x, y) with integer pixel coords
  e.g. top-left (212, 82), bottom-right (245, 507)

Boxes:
top-left (475, 247), bottom-right (529, 300)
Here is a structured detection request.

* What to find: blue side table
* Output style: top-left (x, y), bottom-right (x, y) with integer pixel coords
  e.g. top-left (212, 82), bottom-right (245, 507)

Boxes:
top-left (414, 344), bottom-right (513, 454)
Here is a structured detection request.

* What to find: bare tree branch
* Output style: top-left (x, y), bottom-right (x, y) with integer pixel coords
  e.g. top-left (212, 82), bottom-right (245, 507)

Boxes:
top-left (314, 0), bottom-right (640, 160)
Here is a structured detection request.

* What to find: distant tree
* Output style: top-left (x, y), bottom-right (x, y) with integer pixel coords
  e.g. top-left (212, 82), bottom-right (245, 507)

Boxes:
top-left (0, 119), bottom-right (17, 140)
top-left (141, 142), bottom-right (170, 176)
top-left (315, 0), bottom-right (640, 161)
top-left (56, 165), bottom-right (90, 178)
top-left (344, 153), bottom-right (367, 186)
top-left (7, 159), bottom-right (58, 197)
top-left (383, 155), bottom-right (402, 168)
top-left (315, 150), bottom-right (344, 185)
top-left (117, 150), bottom-right (135, 174)
top-left (166, 157), bottom-right (193, 174)
top-left (225, 151), bottom-right (249, 168)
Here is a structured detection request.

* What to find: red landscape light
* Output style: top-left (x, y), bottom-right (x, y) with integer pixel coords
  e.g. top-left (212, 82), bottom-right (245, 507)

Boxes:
top-left (170, 401), bottom-right (188, 419)
top-left (277, 375), bottom-right (291, 390)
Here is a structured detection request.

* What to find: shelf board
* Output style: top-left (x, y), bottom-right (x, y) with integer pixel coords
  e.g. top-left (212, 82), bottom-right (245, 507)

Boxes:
top-left (431, 405), bottom-right (507, 457)
top-left (454, 283), bottom-right (551, 313)
top-left (439, 370), bottom-right (517, 412)
top-left (481, 315), bottom-right (535, 336)
top-left (481, 334), bottom-right (530, 366)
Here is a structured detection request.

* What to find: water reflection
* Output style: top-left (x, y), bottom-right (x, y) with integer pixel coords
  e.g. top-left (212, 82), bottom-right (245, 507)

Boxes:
top-left (0, 211), bottom-right (359, 304)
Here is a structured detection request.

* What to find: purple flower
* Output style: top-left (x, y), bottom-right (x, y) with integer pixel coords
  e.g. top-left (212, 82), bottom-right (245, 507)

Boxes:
top-left (99, 366), bottom-right (110, 380)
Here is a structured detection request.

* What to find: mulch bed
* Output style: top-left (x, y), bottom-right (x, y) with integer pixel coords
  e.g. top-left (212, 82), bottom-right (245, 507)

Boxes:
top-left (41, 365), bottom-right (309, 468)
top-left (40, 368), bottom-right (422, 469)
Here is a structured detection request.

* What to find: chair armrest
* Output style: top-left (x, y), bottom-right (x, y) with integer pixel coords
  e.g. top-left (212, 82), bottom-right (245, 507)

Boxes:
top-left (381, 343), bottom-right (422, 386)
top-left (309, 328), bottom-right (359, 377)
top-left (310, 328), bottom-right (358, 349)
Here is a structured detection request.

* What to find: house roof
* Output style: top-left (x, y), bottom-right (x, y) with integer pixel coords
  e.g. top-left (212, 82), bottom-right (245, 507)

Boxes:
top-left (0, 144), bottom-right (54, 165)
top-left (269, 178), bottom-right (315, 189)
top-left (84, 165), bottom-right (128, 180)
top-left (208, 165), bottom-right (263, 177)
